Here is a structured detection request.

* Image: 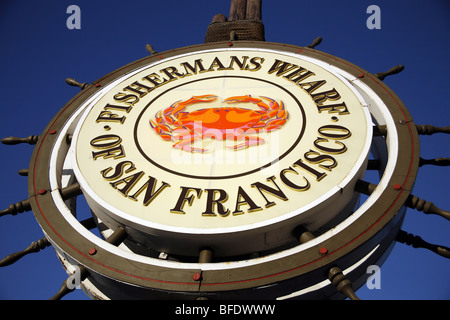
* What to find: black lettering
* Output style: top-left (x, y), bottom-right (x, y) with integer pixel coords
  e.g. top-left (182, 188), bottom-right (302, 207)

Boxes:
top-left (159, 66), bottom-right (185, 80)
top-left (180, 59), bottom-right (206, 75)
top-left (311, 88), bottom-right (341, 105)
top-left (202, 189), bottom-right (230, 216)
top-left (280, 167), bottom-right (310, 191)
top-left (91, 145), bottom-right (125, 160)
top-left (104, 104), bottom-right (133, 113)
top-left (96, 110), bottom-right (126, 123)
top-left (318, 125), bottom-right (352, 139)
top-left (227, 56), bottom-right (249, 70)
top-left (110, 171), bottom-right (145, 197)
top-left (90, 134), bottom-right (125, 160)
top-left (314, 137), bottom-right (347, 154)
top-left (304, 149), bottom-right (337, 171)
top-left (251, 176), bottom-right (288, 208)
top-left (245, 57), bottom-right (264, 71)
top-left (128, 176), bottom-right (170, 206)
top-left (141, 72), bottom-right (168, 87)
top-left (233, 186), bottom-right (262, 215)
top-left (123, 81), bottom-right (153, 97)
top-left (300, 80), bottom-right (326, 94)
top-left (113, 93), bottom-right (140, 106)
top-left (267, 59), bottom-right (298, 76)
top-left (316, 102), bottom-right (349, 115)
top-left (283, 67), bottom-right (314, 84)
top-left (207, 57), bottom-right (228, 71)
top-left (90, 134), bottom-right (122, 149)
top-left (293, 159), bottom-right (327, 181)
top-left (170, 187), bottom-right (202, 214)
top-left (100, 161), bottom-right (136, 181)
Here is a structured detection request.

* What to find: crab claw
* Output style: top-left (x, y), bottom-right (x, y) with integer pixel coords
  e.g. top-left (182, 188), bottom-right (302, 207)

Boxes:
top-left (223, 95), bottom-right (261, 104)
top-left (172, 95), bottom-right (218, 115)
top-left (223, 95), bottom-right (249, 102)
top-left (187, 95), bottom-right (218, 105)
top-left (192, 94), bottom-right (218, 101)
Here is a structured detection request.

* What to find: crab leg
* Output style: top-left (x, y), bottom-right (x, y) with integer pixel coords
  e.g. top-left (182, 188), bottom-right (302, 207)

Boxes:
top-left (173, 135), bottom-right (208, 153)
top-left (223, 95), bottom-right (287, 122)
top-left (227, 135), bottom-right (265, 150)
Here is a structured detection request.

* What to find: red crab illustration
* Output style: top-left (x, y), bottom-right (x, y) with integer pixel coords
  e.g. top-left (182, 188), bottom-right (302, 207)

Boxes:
top-left (150, 94), bottom-right (288, 153)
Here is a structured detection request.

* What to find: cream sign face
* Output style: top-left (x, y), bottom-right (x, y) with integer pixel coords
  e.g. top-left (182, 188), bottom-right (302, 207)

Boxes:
top-left (71, 48), bottom-right (372, 254)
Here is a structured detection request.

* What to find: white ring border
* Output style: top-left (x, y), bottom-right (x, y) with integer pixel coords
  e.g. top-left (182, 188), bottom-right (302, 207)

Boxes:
top-left (47, 47), bottom-right (397, 273)
top-left (67, 48), bottom-right (373, 236)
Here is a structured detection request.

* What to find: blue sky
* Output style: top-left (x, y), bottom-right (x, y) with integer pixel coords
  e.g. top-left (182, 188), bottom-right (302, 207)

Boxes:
top-left (0, 0), bottom-right (448, 300)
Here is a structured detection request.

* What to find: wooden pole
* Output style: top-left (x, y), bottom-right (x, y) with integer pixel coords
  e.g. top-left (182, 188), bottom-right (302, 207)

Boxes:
top-left (229, 0), bottom-right (247, 21)
top-left (205, 0), bottom-right (265, 43)
top-left (246, 0), bottom-right (261, 20)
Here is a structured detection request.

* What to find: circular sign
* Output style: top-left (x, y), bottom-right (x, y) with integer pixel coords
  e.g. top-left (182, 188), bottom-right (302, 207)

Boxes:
top-left (28, 41), bottom-right (420, 300)
top-left (71, 48), bottom-right (372, 256)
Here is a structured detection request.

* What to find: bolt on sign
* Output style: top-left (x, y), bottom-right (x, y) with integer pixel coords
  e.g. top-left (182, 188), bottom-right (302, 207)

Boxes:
top-left (71, 48), bottom-right (372, 257)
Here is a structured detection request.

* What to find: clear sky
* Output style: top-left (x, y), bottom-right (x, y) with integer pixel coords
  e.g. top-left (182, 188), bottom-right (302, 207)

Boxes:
top-left (0, 0), bottom-right (448, 300)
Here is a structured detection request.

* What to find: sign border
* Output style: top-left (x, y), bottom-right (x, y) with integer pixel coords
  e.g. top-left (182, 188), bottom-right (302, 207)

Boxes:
top-left (28, 41), bottom-right (419, 299)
